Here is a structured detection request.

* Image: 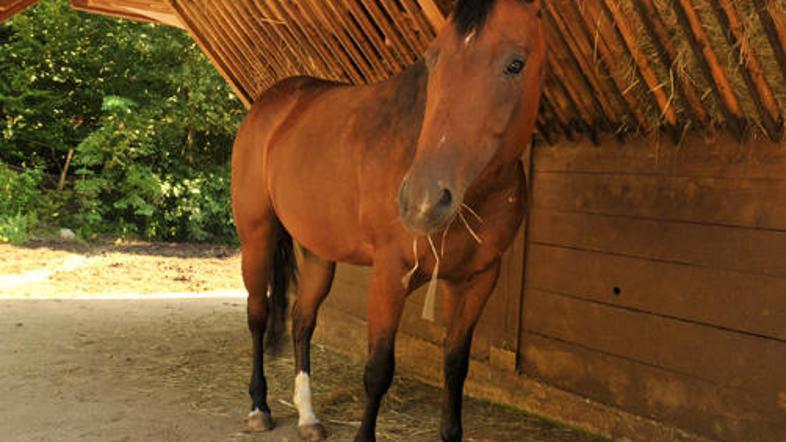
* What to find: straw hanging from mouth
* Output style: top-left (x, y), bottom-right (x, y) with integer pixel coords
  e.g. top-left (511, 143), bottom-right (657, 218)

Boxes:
top-left (421, 234), bottom-right (440, 322)
top-left (401, 238), bottom-right (420, 289)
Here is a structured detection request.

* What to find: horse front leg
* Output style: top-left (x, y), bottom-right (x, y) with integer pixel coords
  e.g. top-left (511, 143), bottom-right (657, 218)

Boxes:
top-left (355, 258), bottom-right (409, 442)
top-left (440, 261), bottom-right (501, 442)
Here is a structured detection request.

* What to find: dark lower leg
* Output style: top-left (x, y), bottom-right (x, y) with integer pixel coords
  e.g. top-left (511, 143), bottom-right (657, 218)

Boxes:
top-left (248, 298), bottom-right (271, 414)
top-left (441, 332), bottom-right (473, 442)
top-left (439, 262), bottom-right (500, 442)
top-left (355, 335), bottom-right (396, 442)
top-left (292, 304), bottom-right (319, 427)
top-left (292, 254), bottom-right (334, 439)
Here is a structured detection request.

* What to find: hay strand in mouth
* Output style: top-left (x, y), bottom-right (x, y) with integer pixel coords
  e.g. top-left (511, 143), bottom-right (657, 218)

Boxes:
top-left (461, 203), bottom-right (484, 224)
top-left (421, 234), bottom-right (440, 322)
top-left (459, 211), bottom-right (483, 244)
top-left (401, 239), bottom-right (419, 289)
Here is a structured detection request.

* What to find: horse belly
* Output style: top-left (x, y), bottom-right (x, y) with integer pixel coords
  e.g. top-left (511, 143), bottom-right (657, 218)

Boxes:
top-left (268, 142), bottom-right (372, 266)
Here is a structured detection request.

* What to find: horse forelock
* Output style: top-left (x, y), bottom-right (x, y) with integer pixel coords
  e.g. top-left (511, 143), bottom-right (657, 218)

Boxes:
top-left (454, 0), bottom-right (536, 36)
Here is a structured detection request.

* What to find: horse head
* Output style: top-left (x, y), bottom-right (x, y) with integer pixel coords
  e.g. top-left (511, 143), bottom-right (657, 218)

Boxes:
top-left (398, 0), bottom-right (546, 235)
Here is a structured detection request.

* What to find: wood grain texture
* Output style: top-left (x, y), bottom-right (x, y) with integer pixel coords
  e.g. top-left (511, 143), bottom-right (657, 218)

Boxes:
top-left (520, 134), bottom-right (786, 441)
top-left (524, 241), bottom-right (786, 341)
top-left (521, 332), bottom-right (786, 442)
top-left (522, 289), bottom-right (785, 396)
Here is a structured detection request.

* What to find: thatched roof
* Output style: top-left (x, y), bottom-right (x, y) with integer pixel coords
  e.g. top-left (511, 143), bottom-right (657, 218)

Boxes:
top-left (2, 0), bottom-right (785, 144)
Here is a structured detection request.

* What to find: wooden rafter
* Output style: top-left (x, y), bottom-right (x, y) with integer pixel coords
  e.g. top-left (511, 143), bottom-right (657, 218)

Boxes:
top-left (70, 0), bottom-right (182, 28)
top-left (575, 0), bottom-right (649, 134)
top-left (602, 0), bottom-right (681, 139)
top-left (0, 0), bottom-right (36, 23)
top-left (5, 0), bottom-right (782, 144)
top-left (416, 0), bottom-right (444, 32)
top-left (340, 0), bottom-right (404, 73)
top-left (260, 0), bottom-right (343, 80)
top-left (754, 0), bottom-right (786, 87)
top-left (713, 0), bottom-right (783, 141)
top-left (169, 0), bottom-right (252, 108)
top-left (545, 1), bottom-right (620, 130)
top-left (305, 0), bottom-right (378, 83)
top-left (633, 0), bottom-right (709, 129)
top-left (673, 0), bottom-right (747, 141)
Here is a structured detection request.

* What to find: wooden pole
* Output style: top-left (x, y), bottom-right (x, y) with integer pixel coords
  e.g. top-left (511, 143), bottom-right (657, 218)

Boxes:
top-left (415, 0), bottom-right (445, 32)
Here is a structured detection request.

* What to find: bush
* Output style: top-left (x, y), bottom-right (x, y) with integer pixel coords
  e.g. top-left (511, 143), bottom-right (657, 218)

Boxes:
top-left (0, 0), bottom-right (245, 244)
top-left (0, 163), bottom-right (42, 243)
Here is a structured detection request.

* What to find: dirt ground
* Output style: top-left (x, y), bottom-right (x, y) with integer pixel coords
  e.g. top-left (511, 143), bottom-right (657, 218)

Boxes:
top-left (0, 241), bottom-right (605, 442)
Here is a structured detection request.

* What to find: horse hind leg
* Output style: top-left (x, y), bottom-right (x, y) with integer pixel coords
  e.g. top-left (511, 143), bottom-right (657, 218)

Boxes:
top-left (238, 211), bottom-right (294, 432)
top-left (291, 248), bottom-right (335, 441)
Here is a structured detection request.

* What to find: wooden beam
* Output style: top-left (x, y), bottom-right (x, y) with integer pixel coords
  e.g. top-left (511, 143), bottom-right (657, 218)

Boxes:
top-left (576, 0), bottom-right (650, 135)
top-left (378, 0), bottom-right (427, 55)
top-left (545, 1), bottom-right (621, 131)
top-left (634, 0), bottom-right (709, 129)
top-left (253, 0), bottom-right (341, 79)
top-left (303, 0), bottom-right (378, 83)
top-left (712, 0), bottom-right (783, 141)
top-left (289, 0), bottom-right (364, 84)
top-left (754, 0), bottom-right (786, 88)
top-left (339, 0), bottom-right (404, 73)
top-left (188, 1), bottom-right (261, 96)
top-left (416, 0), bottom-right (445, 32)
top-left (70, 0), bottom-right (182, 28)
top-left (0, 0), bottom-right (37, 23)
top-left (361, 0), bottom-right (417, 65)
top-left (672, 0), bottom-right (746, 141)
top-left (324, 1), bottom-right (389, 79)
top-left (168, 0), bottom-right (251, 108)
top-left (602, 0), bottom-right (681, 140)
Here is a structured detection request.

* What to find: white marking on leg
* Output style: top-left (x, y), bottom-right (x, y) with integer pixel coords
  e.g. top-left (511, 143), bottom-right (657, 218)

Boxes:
top-left (293, 372), bottom-right (319, 426)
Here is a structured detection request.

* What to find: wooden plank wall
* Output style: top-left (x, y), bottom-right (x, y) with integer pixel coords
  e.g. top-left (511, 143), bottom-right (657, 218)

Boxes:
top-left (521, 134), bottom-right (786, 442)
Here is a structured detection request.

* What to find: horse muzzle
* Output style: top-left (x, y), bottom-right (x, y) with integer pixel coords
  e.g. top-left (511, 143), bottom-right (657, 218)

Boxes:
top-left (397, 175), bottom-right (458, 235)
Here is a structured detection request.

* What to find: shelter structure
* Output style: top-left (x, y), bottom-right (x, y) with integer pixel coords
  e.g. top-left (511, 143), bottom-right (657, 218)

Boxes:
top-left (2, 1), bottom-right (786, 441)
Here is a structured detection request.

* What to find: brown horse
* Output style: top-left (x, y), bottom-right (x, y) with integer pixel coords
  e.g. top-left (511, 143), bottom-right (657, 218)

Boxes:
top-left (231, 0), bottom-right (546, 440)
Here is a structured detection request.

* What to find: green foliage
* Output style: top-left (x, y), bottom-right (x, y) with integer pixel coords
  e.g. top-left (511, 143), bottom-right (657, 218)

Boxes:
top-left (0, 0), bottom-right (245, 243)
top-left (0, 162), bottom-right (41, 243)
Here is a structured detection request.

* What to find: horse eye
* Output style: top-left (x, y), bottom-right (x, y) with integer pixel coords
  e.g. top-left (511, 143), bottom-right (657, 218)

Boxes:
top-left (505, 59), bottom-right (525, 75)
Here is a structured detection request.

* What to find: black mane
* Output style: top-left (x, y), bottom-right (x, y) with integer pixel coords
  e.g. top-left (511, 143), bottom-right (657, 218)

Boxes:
top-left (454, 0), bottom-right (497, 36)
top-left (453, 0), bottom-right (535, 36)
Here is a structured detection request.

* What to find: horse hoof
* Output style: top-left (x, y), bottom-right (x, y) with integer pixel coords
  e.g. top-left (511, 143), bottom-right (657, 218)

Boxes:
top-left (247, 409), bottom-right (274, 432)
top-left (298, 422), bottom-right (328, 441)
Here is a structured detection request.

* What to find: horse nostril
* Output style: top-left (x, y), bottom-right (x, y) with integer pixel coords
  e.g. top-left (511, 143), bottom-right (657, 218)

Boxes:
top-left (438, 188), bottom-right (453, 207)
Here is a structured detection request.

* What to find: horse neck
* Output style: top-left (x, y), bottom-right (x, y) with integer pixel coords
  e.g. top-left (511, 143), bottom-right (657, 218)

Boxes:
top-left (462, 124), bottom-right (531, 211)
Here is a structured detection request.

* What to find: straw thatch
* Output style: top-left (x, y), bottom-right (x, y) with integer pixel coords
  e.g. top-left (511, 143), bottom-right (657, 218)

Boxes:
top-left (2, 0), bottom-right (785, 144)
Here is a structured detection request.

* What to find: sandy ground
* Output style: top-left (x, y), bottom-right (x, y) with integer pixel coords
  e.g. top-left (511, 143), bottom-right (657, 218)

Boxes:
top-left (0, 241), bottom-right (605, 442)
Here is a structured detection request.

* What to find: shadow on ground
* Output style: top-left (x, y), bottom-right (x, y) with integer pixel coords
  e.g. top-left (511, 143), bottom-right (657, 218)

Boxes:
top-left (0, 297), bottom-right (605, 442)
